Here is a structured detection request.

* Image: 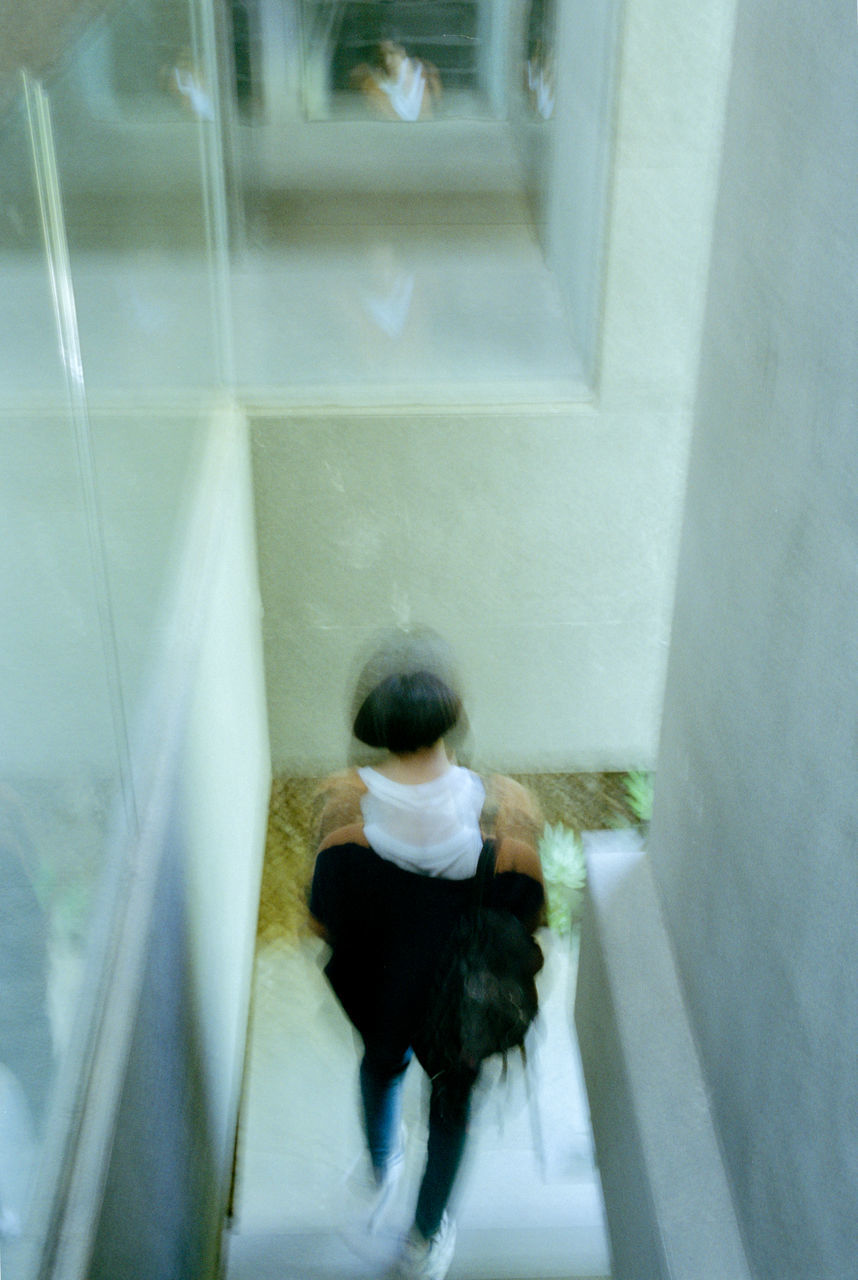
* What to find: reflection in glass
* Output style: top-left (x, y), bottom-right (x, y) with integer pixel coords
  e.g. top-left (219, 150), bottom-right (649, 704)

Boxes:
top-left (348, 39), bottom-right (442, 121)
top-left (0, 404), bottom-right (131, 1253)
top-left (0, 0), bottom-right (229, 1269)
top-left (231, 0), bottom-right (624, 402)
top-left (524, 0), bottom-right (556, 121)
top-left (300, 0), bottom-right (486, 121)
top-left (39, 0), bottom-right (228, 398)
top-left (0, 99), bottom-right (68, 404)
top-left (0, 91), bottom-right (130, 1251)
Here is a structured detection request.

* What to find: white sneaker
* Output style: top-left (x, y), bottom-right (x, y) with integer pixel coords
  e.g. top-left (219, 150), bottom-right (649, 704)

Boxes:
top-left (346, 1126), bottom-right (407, 1233)
top-left (391, 1213), bottom-right (456, 1280)
top-left (367, 1145), bottom-right (405, 1233)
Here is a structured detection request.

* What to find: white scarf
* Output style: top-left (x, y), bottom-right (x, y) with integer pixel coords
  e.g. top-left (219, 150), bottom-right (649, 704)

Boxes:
top-left (358, 765), bottom-right (485, 879)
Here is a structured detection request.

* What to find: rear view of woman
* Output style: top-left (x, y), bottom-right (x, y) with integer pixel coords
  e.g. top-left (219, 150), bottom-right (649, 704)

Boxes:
top-left (310, 629), bottom-right (544, 1280)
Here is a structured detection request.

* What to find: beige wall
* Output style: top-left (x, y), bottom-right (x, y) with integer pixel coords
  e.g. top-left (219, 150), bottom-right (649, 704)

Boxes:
top-left (254, 0), bottom-right (738, 776)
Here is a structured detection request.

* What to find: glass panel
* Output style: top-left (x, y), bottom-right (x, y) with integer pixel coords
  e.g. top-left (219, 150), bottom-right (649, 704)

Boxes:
top-left (0, 0), bottom-right (229, 1267)
top-left (0, 413), bottom-right (132, 1263)
top-left (43, 0), bottom-right (228, 401)
top-left (0, 98), bottom-right (68, 406)
top-left (0, 82), bottom-right (132, 1278)
top-left (88, 409), bottom-right (209, 803)
top-left (230, 0), bottom-right (619, 403)
top-left (0, 404), bottom-right (208, 1273)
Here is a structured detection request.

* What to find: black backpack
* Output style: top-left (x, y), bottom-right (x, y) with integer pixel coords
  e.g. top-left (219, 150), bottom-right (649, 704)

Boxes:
top-left (416, 840), bottom-right (543, 1107)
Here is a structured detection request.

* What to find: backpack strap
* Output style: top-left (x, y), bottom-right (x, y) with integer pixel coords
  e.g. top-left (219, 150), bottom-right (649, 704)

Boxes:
top-left (472, 838), bottom-right (497, 911)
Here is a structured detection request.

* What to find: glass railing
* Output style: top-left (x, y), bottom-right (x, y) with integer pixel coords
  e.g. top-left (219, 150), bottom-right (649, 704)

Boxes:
top-left (0, 0), bottom-right (231, 1273)
top-left (39, 0), bottom-right (233, 402)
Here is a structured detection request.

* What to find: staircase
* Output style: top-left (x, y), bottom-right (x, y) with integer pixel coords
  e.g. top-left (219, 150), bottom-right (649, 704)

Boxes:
top-left (223, 931), bottom-right (610, 1279)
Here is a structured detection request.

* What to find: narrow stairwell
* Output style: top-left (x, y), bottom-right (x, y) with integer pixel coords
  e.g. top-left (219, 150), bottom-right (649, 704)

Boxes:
top-left (223, 929), bottom-right (610, 1280)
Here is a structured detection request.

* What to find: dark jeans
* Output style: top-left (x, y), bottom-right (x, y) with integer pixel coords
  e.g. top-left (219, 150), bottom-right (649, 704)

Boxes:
top-left (359, 1042), bottom-right (477, 1239)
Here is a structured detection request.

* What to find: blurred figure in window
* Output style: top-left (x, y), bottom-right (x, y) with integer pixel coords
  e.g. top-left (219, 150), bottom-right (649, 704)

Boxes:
top-left (163, 46), bottom-right (215, 120)
top-left (524, 0), bottom-right (556, 120)
top-left (350, 40), bottom-right (441, 122)
top-left (526, 40), bottom-right (555, 120)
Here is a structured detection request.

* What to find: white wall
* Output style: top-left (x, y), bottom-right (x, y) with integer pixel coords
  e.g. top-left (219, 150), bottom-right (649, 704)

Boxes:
top-left (178, 404), bottom-right (271, 1185)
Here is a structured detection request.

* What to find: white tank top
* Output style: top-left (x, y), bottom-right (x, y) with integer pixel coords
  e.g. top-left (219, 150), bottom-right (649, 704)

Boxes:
top-left (357, 764), bottom-right (485, 878)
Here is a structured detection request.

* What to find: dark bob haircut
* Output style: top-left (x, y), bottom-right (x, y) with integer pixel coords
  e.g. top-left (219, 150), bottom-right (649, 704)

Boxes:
top-left (352, 669), bottom-right (462, 755)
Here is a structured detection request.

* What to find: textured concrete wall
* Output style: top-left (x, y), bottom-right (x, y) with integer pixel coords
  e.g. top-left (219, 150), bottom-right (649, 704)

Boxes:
top-left (649, 3), bottom-right (858, 1276)
top-left (254, 0), bottom-right (739, 776)
top-left (253, 406), bottom-right (686, 775)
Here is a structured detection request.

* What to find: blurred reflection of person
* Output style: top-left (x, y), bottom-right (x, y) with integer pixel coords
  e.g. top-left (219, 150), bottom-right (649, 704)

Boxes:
top-left (526, 42), bottom-right (555, 120)
top-left (350, 40), bottom-right (441, 121)
top-left (164, 47), bottom-right (215, 120)
top-left (309, 629), bottom-right (544, 1280)
top-left (362, 244), bottom-right (415, 339)
top-left (524, 0), bottom-right (556, 119)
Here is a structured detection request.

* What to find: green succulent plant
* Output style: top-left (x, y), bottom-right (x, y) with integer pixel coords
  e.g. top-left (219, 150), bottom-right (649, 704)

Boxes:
top-left (624, 770), bottom-right (654, 824)
top-left (539, 822), bottom-right (586, 936)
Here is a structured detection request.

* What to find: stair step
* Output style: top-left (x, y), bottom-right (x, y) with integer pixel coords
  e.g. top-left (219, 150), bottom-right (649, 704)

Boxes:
top-left (224, 1227), bottom-right (610, 1280)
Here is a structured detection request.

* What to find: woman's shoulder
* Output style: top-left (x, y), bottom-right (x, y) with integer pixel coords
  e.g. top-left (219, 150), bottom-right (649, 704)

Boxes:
top-left (314, 768), bottom-right (368, 845)
top-left (474, 773), bottom-right (543, 891)
top-left (493, 834), bottom-right (543, 884)
top-left (480, 774), bottom-right (542, 852)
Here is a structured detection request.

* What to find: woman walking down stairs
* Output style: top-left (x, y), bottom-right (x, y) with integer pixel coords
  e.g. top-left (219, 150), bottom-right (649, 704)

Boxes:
top-left (223, 928), bottom-right (610, 1280)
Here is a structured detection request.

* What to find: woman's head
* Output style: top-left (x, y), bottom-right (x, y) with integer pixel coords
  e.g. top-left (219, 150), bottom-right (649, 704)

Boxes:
top-left (353, 669), bottom-right (461, 754)
top-left (375, 39), bottom-right (406, 77)
top-left (349, 626), bottom-right (467, 757)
